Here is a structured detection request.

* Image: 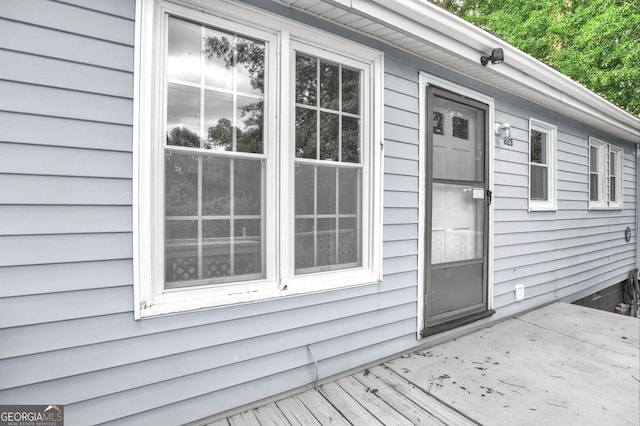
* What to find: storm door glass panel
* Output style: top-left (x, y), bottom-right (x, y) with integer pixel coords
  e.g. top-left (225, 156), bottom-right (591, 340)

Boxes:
top-left (432, 96), bottom-right (484, 182)
top-left (589, 146), bottom-right (599, 201)
top-left (430, 93), bottom-right (485, 265)
top-left (530, 129), bottom-right (548, 200)
top-left (164, 16), bottom-right (266, 289)
top-left (293, 51), bottom-right (362, 273)
top-left (431, 183), bottom-right (484, 264)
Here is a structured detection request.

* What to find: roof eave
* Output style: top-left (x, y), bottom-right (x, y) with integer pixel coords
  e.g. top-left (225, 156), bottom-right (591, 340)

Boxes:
top-left (275, 0), bottom-right (640, 144)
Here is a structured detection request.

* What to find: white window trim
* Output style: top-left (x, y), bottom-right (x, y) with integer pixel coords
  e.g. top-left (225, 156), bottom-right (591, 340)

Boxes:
top-left (589, 137), bottom-right (623, 210)
top-left (133, 0), bottom-right (383, 319)
top-left (528, 118), bottom-right (557, 212)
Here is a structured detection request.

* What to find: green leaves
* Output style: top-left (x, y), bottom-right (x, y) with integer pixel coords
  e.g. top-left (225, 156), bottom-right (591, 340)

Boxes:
top-left (431, 0), bottom-right (640, 114)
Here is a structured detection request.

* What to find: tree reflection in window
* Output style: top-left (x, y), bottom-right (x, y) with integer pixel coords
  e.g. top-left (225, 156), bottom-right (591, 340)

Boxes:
top-left (164, 16), bottom-right (266, 287)
top-left (203, 33), bottom-right (264, 153)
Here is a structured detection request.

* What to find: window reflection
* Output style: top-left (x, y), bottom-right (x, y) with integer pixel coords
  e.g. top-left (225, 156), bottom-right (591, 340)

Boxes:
top-left (168, 18), bottom-right (201, 84)
top-left (164, 16), bottom-right (266, 288)
top-left (293, 52), bottom-right (362, 273)
top-left (166, 16), bottom-right (265, 153)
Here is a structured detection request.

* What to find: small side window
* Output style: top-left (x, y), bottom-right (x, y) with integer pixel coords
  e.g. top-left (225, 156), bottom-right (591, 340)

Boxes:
top-left (529, 119), bottom-right (557, 211)
top-left (589, 137), bottom-right (623, 209)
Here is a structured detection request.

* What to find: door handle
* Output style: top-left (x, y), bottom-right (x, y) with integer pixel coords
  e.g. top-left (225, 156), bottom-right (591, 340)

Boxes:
top-left (486, 189), bottom-right (492, 206)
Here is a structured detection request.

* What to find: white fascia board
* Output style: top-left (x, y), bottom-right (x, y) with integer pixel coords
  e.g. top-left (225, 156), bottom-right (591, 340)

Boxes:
top-left (283, 0), bottom-right (640, 143)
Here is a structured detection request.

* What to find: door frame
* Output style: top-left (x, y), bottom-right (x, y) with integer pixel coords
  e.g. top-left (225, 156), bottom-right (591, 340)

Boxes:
top-left (416, 72), bottom-right (495, 339)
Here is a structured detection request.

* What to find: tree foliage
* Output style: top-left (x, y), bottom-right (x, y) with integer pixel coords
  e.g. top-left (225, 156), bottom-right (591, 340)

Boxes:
top-left (430, 0), bottom-right (640, 115)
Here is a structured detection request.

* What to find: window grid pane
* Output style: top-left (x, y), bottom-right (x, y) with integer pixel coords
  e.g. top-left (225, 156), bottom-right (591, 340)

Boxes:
top-left (165, 16), bottom-right (266, 288)
top-left (530, 130), bottom-right (547, 165)
top-left (530, 164), bottom-right (548, 201)
top-left (529, 126), bottom-right (551, 204)
top-left (590, 172), bottom-right (599, 201)
top-left (294, 165), bottom-right (362, 273)
top-left (167, 16), bottom-right (265, 153)
top-left (589, 146), bottom-right (600, 203)
top-left (590, 142), bottom-right (622, 208)
top-left (608, 148), bottom-right (621, 205)
top-left (294, 53), bottom-right (361, 164)
top-left (165, 150), bottom-right (265, 287)
top-left (294, 52), bottom-right (363, 274)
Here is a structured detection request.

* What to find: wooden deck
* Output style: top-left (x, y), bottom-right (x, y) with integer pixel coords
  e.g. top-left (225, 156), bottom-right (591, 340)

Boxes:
top-left (200, 303), bottom-right (640, 426)
top-left (207, 364), bottom-right (478, 425)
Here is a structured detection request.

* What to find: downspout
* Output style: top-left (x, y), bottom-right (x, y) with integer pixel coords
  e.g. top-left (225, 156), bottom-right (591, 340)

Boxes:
top-left (635, 144), bottom-right (640, 269)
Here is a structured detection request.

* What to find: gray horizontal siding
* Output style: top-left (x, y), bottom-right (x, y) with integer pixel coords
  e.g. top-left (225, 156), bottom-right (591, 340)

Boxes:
top-left (0, 3), bottom-right (142, 423)
top-left (0, 19), bottom-right (134, 71)
top-left (0, 284), bottom-right (382, 359)
top-left (0, 174), bottom-right (132, 205)
top-left (69, 334), bottom-right (417, 425)
top-left (0, 143), bottom-right (132, 178)
top-left (0, 233), bottom-right (133, 267)
top-left (0, 260), bottom-right (133, 297)
top-left (1, 287), bottom-right (132, 328)
top-left (0, 206), bottom-right (132, 236)
top-left (0, 112), bottom-right (132, 151)
top-left (55, 0), bottom-right (136, 18)
top-left (0, 81), bottom-right (133, 124)
top-left (0, 302), bottom-right (416, 391)
top-left (492, 99), bottom-right (637, 310)
top-left (1, 1), bottom-right (636, 425)
top-left (0, 49), bottom-right (133, 98)
top-left (0, 0), bottom-right (134, 44)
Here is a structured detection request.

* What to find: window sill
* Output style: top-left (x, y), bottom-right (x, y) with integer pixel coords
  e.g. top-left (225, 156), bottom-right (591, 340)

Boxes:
top-left (529, 205), bottom-right (557, 212)
top-left (529, 199), bottom-right (557, 212)
top-left (588, 205), bottom-right (624, 211)
top-left (137, 271), bottom-right (382, 319)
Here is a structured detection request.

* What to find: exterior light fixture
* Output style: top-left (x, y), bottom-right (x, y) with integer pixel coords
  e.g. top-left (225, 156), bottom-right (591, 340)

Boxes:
top-left (495, 122), bottom-right (512, 146)
top-left (481, 48), bottom-right (504, 66)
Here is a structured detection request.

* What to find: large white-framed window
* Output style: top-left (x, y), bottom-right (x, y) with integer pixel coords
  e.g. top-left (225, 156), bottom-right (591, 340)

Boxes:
top-left (589, 137), bottom-right (623, 209)
top-left (528, 118), bottom-right (557, 211)
top-left (133, 0), bottom-right (383, 318)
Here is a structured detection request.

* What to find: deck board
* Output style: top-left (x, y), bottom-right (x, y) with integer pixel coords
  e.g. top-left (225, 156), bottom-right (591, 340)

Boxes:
top-left (335, 376), bottom-right (414, 425)
top-left (297, 389), bottom-right (350, 425)
top-left (227, 410), bottom-right (260, 426)
top-left (319, 381), bottom-right (385, 425)
top-left (209, 304), bottom-right (638, 426)
top-left (353, 369), bottom-right (447, 425)
top-left (205, 419), bottom-right (229, 426)
top-left (276, 396), bottom-right (322, 425)
top-left (253, 403), bottom-right (292, 426)
top-left (371, 365), bottom-right (478, 426)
